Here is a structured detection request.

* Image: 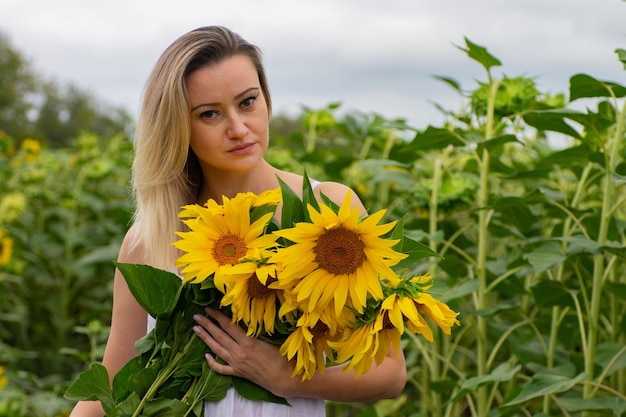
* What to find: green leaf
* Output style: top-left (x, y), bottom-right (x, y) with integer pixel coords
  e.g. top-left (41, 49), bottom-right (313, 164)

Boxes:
top-left (440, 279), bottom-right (480, 303)
top-left (172, 337), bottom-right (209, 378)
top-left (617, 48), bottom-right (626, 70)
top-left (232, 377), bottom-right (290, 405)
top-left (530, 280), bottom-right (575, 309)
top-left (559, 396), bottom-right (626, 416)
top-left (493, 196), bottom-right (539, 235)
top-left (64, 363), bottom-right (115, 414)
top-left (594, 343), bottom-right (626, 376)
top-left (613, 170), bottom-right (626, 186)
top-left (551, 235), bottom-right (601, 252)
top-left (409, 126), bottom-right (465, 152)
top-left (476, 134), bottom-right (518, 154)
top-left (192, 362), bottom-right (231, 403)
top-left (502, 373), bottom-right (586, 407)
top-left (249, 201), bottom-right (278, 225)
top-left (457, 37), bottom-right (502, 71)
top-left (114, 262), bottom-right (182, 319)
top-left (605, 281), bottom-right (626, 301)
top-left (474, 303), bottom-right (518, 317)
top-left (112, 355), bottom-right (152, 401)
top-left (569, 73), bottom-right (626, 101)
top-left (278, 176), bottom-right (304, 228)
top-left (301, 169), bottom-right (320, 217)
top-left (449, 363), bottom-right (521, 403)
top-left (536, 143), bottom-right (593, 170)
top-left (143, 397), bottom-right (191, 417)
top-left (115, 392), bottom-right (141, 416)
top-left (523, 242), bottom-right (566, 272)
top-left (134, 330), bottom-right (157, 354)
top-left (433, 75), bottom-right (462, 93)
top-left (392, 220), bottom-right (441, 271)
top-left (523, 109), bottom-right (582, 139)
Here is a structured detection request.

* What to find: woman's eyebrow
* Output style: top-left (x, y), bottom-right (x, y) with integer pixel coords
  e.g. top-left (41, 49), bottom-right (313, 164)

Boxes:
top-left (190, 87), bottom-right (260, 112)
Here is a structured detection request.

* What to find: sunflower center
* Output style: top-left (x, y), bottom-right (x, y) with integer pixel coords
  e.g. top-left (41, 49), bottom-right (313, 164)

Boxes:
top-left (247, 273), bottom-right (278, 299)
top-left (213, 233), bottom-right (247, 265)
top-left (382, 312), bottom-right (395, 330)
top-left (310, 321), bottom-right (329, 340)
top-left (314, 227), bottom-right (365, 275)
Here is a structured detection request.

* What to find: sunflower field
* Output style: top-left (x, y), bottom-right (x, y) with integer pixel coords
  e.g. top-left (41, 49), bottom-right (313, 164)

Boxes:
top-left (1, 39), bottom-right (626, 417)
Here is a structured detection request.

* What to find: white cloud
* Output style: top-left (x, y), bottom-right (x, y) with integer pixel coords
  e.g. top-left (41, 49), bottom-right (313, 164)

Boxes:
top-left (1, 0), bottom-right (624, 128)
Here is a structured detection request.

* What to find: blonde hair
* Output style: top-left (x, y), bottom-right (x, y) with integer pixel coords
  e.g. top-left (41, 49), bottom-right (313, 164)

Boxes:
top-left (131, 26), bottom-right (272, 270)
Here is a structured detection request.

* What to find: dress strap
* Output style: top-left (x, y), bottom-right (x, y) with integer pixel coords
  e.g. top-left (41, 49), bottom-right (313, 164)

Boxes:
top-left (310, 179), bottom-right (321, 191)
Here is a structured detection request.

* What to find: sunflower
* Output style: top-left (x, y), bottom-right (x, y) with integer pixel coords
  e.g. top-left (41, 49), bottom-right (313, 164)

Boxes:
top-left (272, 192), bottom-right (407, 317)
top-left (279, 312), bottom-right (336, 381)
top-left (0, 230), bottom-right (13, 266)
top-left (414, 292), bottom-right (460, 336)
top-left (174, 191), bottom-right (279, 287)
top-left (0, 366), bottom-right (8, 391)
top-left (219, 257), bottom-right (286, 337)
top-left (330, 295), bottom-right (409, 377)
top-left (375, 293), bottom-right (423, 364)
top-left (328, 323), bottom-right (380, 378)
top-left (20, 138), bottom-right (41, 163)
top-left (383, 275), bottom-right (459, 342)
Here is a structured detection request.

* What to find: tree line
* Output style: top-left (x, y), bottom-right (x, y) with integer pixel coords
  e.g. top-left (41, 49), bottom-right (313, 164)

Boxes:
top-left (0, 31), bottom-right (132, 148)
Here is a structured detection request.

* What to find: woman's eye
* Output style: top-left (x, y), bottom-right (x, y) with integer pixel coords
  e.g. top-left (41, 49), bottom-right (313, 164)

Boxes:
top-left (200, 110), bottom-right (218, 119)
top-left (240, 95), bottom-right (257, 108)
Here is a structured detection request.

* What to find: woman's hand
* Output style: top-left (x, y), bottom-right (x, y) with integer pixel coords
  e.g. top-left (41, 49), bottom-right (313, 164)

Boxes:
top-left (192, 307), bottom-right (406, 401)
top-left (192, 307), bottom-right (296, 398)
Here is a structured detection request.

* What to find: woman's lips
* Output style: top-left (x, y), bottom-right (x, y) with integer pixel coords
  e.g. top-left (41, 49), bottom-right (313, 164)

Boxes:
top-left (228, 142), bottom-right (255, 155)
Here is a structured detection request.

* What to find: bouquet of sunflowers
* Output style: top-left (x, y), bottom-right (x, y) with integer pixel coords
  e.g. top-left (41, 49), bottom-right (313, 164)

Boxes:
top-left (65, 175), bottom-right (459, 417)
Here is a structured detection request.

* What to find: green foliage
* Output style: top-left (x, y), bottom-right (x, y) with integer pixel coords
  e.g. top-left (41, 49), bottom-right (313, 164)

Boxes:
top-left (0, 130), bottom-right (133, 415)
top-left (1, 37), bottom-right (626, 417)
top-left (63, 266), bottom-right (242, 417)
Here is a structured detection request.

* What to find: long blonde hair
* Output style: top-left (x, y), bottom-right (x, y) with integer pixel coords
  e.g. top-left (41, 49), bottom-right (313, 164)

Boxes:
top-left (131, 26), bottom-right (272, 270)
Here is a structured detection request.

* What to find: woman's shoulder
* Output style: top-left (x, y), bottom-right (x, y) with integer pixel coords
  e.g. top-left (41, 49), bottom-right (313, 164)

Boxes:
top-left (311, 180), bottom-right (354, 201)
top-left (118, 221), bottom-right (148, 264)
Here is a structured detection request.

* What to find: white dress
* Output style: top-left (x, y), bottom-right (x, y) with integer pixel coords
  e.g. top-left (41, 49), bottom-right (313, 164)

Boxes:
top-left (147, 316), bottom-right (326, 417)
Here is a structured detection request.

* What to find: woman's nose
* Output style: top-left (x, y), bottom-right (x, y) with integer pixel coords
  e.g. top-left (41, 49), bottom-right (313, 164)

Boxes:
top-left (226, 113), bottom-right (248, 140)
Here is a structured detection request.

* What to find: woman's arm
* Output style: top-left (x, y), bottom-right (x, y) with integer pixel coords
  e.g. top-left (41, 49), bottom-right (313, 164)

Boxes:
top-left (69, 225), bottom-right (148, 417)
top-left (194, 307), bottom-right (405, 401)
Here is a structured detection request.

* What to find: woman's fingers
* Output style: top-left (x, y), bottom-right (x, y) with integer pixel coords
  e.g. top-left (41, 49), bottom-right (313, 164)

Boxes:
top-left (191, 307), bottom-right (294, 394)
top-left (205, 307), bottom-right (247, 341)
top-left (193, 313), bottom-right (233, 351)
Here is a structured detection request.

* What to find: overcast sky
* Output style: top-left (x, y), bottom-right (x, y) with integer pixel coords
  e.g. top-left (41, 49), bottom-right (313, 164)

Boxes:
top-left (2, 0), bottom-right (625, 129)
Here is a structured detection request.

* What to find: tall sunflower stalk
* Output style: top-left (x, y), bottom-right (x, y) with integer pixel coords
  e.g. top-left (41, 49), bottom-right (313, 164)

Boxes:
top-left (65, 174), bottom-right (459, 416)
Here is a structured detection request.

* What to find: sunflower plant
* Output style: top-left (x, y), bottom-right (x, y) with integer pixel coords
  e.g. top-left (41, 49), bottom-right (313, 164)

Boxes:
top-left (65, 173), bottom-right (459, 416)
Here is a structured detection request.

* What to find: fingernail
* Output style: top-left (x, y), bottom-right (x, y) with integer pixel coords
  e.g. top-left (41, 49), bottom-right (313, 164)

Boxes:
top-left (193, 314), bottom-right (202, 322)
top-left (193, 326), bottom-right (201, 334)
top-left (205, 307), bottom-right (213, 314)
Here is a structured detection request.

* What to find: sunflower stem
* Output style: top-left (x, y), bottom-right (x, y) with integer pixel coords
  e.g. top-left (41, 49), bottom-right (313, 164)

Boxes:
top-left (583, 90), bottom-right (625, 404)
top-left (131, 332), bottom-right (197, 417)
top-left (543, 163), bottom-right (592, 414)
top-left (474, 75), bottom-right (498, 417)
top-left (427, 156), bottom-right (443, 417)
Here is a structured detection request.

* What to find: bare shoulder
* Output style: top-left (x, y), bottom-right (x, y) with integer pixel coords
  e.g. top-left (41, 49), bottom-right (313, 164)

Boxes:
top-left (313, 180), bottom-right (353, 202)
top-left (117, 222), bottom-right (148, 264)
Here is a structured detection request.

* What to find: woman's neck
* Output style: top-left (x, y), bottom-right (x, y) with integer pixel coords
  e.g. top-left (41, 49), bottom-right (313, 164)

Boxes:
top-left (196, 160), bottom-right (280, 204)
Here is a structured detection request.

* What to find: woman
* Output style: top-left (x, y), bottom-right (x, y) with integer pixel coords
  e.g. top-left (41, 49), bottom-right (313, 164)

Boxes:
top-left (69, 26), bottom-right (406, 417)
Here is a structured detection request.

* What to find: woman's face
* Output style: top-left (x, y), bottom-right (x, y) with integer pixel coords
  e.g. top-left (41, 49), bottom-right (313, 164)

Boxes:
top-left (186, 54), bottom-right (270, 177)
